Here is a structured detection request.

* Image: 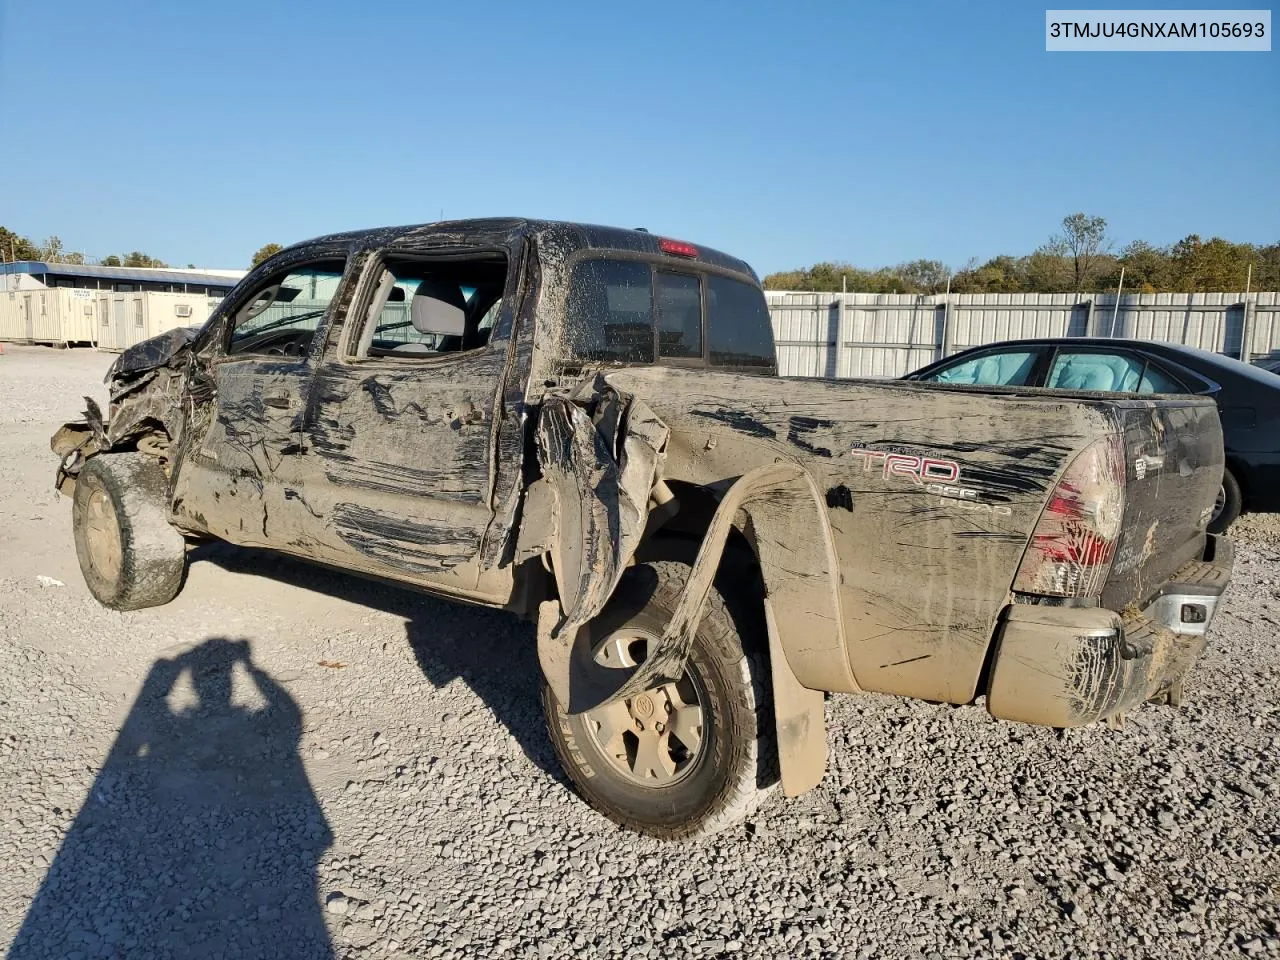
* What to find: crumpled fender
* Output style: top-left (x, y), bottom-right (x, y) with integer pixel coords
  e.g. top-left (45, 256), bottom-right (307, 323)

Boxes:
top-left (534, 410), bottom-right (851, 794)
top-left (534, 384), bottom-right (669, 713)
top-left (646, 461), bottom-right (851, 796)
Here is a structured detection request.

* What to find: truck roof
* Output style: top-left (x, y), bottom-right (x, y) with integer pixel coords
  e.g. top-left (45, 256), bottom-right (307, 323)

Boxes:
top-left (289, 218), bottom-right (759, 282)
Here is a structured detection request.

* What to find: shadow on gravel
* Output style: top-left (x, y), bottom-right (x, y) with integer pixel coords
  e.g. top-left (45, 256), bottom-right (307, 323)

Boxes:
top-left (9, 637), bottom-right (333, 960)
top-left (190, 544), bottom-right (565, 782)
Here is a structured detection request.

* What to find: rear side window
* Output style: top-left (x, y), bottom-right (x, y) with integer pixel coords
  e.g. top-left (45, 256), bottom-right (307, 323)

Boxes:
top-left (924, 350), bottom-right (1038, 386)
top-left (1137, 363), bottom-right (1185, 394)
top-left (1048, 350), bottom-right (1187, 394)
top-left (565, 258), bottom-right (776, 372)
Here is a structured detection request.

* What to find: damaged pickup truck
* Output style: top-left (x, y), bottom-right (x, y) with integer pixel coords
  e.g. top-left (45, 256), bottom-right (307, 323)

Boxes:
top-left (53, 219), bottom-right (1234, 839)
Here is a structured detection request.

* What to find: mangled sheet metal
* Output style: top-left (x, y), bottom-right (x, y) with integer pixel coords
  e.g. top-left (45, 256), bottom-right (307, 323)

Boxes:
top-left (534, 377), bottom-right (669, 713)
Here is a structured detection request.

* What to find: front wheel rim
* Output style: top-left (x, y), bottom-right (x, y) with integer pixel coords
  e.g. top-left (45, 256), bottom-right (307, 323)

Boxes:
top-left (1211, 484), bottom-right (1226, 524)
top-left (83, 480), bottom-right (123, 582)
top-left (581, 630), bottom-right (706, 787)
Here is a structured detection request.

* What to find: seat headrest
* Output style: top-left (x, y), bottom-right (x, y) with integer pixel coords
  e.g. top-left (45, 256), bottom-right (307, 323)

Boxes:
top-left (411, 278), bottom-right (466, 337)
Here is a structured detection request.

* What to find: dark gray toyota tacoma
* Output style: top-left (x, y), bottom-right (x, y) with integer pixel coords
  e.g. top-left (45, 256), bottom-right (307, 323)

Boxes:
top-left (52, 218), bottom-right (1234, 839)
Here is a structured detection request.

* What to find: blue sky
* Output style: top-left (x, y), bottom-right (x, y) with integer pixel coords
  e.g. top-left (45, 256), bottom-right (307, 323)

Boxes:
top-left (1, 1), bottom-right (1276, 274)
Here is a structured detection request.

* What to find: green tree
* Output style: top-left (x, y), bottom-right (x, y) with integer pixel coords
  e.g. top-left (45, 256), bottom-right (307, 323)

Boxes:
top-left (1113, 240), bottom-right (1173, 293)
top-left (101, 255), bottom-right (122, 266)
top-left (951, 256), bottom-right (1023, 294)
top-left (1055, 213), bottom-right (1111, 293)
top-left (1023, 241), bottom-right (1073, 293)
top-left (0, 226), bottom-right (40, 261)
top-left (121, 251), bottom-right (168, 268)
top-left (895, 259), bottom-right (949, 294)
top-left (1251, 243), bottom-right (1280, 291)
top-left (251, 242), bottom-right (284, 267)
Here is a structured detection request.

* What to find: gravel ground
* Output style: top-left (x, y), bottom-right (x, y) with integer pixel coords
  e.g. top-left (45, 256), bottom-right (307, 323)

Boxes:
top-left (0, 343), bottom-right (1276, 960)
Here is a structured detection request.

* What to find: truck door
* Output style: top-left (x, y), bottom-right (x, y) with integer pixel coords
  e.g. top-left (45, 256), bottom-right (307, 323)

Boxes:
top-left (170, 254), bottom-right (355, 548)
top-left (299, 250), bottom-right (515, 601)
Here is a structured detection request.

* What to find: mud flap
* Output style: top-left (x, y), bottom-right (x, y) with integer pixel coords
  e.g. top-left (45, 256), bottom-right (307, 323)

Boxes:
top-left (764, 598), bottom-right (828, 797)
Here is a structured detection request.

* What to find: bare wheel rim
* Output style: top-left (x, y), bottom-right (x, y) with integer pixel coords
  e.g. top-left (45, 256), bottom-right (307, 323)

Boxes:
top-left (1211, 484), bottom-right (1226, 523)
top-left (83, 479), bottom-right (123, 582)
top-left (582, 630), bottom-right (707, 787)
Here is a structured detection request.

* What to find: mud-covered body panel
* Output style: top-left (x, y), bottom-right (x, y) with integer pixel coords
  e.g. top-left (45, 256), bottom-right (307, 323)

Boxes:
top-left (988, 535), bottom-right (1232, 726)
top-left (1104, 401), bottom-right (1223, 610)
top-left (55, 217), bottom-right (1229, 737)
top-left (602, 367), bottom-right (1205, 704)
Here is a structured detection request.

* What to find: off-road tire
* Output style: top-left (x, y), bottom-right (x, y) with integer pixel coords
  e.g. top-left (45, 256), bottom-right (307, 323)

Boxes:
top-left (1207, 467), bottom-right (1242, 534)
top-left (542, 560), bottom-right (776, 840)
top-left (72, 452), bottom-right (187, 611)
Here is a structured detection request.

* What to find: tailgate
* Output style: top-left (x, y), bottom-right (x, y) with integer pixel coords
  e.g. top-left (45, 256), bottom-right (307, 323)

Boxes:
top-left (1102, 396), bottom-right (1223, 611)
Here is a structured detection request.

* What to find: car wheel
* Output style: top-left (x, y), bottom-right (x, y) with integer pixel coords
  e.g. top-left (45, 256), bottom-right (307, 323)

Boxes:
top-left (542, 560), bottom-right (775, 840)
top-left (72, 452), bottom-right (187, 611)
top-left (1207, 467), bottom-right (1242, 534)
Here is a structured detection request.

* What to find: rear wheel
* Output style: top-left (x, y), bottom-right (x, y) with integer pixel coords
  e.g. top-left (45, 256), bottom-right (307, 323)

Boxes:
top-left (1208, 467), bottom-right (1242, 534)
top-left (542, 560), bottom-right (775, 840)
top-left (72, 452), bottom-right (187, 611)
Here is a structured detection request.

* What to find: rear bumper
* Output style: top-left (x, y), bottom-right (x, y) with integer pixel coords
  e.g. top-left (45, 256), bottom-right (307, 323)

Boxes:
top-left (986, 535), bottom-right (1234, 727)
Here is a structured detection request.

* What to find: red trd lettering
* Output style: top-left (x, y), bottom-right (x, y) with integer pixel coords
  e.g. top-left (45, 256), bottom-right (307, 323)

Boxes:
top-left (848, 448), bottom-right (962, 485)
top-left (921, 458), bottom-right (960, 483)
top-left (885, 454), bottom-right (924, 484)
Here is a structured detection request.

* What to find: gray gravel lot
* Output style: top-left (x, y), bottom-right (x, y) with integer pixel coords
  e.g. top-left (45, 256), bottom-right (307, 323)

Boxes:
top-left (0, 343), bottom-right (1276, 959)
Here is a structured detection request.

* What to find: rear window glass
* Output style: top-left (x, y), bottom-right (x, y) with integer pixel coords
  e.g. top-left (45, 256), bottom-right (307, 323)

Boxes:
top-left (565, 258), bottom-right (775, 372)
top-left (706, 275), bottom-right (775, 370)
top-left (656, 272), bottom-right (701, 359)
top-left (565, 260), bottom-right (653, 363)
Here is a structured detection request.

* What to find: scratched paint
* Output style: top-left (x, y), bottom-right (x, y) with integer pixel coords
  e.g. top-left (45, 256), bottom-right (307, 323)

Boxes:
top-left (53, 218), bottom-right (1228, 766)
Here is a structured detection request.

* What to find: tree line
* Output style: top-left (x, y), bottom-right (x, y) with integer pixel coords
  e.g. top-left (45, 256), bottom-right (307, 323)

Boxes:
top-left (763, 214), bottom-right (1280, 295)
top-left (1, 226), bottom-right (287, 271)
top-left (0, 226), bottom-right (171, 269)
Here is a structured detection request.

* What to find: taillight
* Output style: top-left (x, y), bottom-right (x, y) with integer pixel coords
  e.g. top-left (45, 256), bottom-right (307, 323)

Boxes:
top-left (659, 238), bottom-right (699, 258)
top-left (1012, 436), bottom-right (1126, 598)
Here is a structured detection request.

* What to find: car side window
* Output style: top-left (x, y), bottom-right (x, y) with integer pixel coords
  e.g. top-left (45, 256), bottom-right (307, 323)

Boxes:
top-left (228, 260), bottom-right (346, 358)
top-left (924, 350), bottom-right (1038, 386)
top-left (1047, 351), bottom-right (1142, 391)
top-left (351, 256), bottom-right (508, 360)
top-left (1137, 362), bottom-right (1186, 394)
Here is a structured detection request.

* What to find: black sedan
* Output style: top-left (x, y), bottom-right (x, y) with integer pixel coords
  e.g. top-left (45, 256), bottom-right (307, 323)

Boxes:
top-left (904, 337), bottom-right (1280, 533)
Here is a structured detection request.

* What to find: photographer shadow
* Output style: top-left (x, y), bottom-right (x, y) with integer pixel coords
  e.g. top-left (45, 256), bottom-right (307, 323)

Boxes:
top-left (189, 543), bottom-right (564, 781)
top-left (9, 637), bottom-right (333, 960)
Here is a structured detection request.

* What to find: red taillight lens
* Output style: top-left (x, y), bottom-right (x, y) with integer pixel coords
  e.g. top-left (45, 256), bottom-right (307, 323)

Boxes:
top-left (1012, 436), bottom-right (1126, 598)
top-left (659, 238), bottom-right (699, 258)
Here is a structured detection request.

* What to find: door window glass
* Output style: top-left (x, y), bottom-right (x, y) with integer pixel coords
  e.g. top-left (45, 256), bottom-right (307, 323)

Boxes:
top-left (352, 256), bottom-right (507, 359)
top-left (924, 350), bottom-right (1038, 386)
top-left (229, 260), bottom-right (346, 357)
top-left (1048, 351), bottom-right (1145, 392)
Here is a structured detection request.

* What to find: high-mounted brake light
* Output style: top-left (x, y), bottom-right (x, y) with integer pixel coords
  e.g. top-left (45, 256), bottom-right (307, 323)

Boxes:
top-left (1012, 436), bottom-right (1126, 599)
top-left (659, 238), bottom-right (699, 259)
